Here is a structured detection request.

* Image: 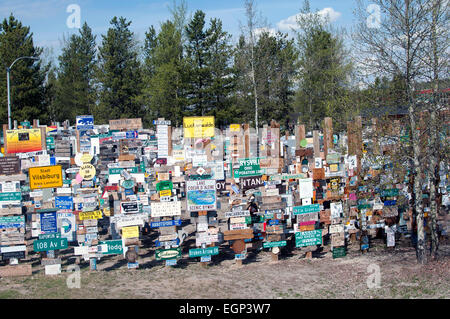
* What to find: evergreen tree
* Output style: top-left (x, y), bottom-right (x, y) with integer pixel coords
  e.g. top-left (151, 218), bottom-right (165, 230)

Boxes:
top-left (95, 17), bottom-right (143, 123)
top-left (184, 10), bottom-right (210, 116)
top-left (204, 18), bottom-right (235, 127)
top-left (52, 22), bottom-right (97, 124)
top-left (143, 20), bottom-right (186, 126)
top-left (0, 14), bottom-right (49, 124)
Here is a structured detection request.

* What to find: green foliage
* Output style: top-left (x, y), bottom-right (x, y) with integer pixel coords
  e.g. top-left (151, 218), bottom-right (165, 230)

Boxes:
top-left (50, 22), bottom-right (97, 124)
top-left (95, 17), bottom-right (143, 124)
top-left (0, 14), bottom-right (49, 125)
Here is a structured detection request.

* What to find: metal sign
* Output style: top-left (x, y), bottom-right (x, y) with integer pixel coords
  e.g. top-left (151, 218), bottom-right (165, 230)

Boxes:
top-left (295, 230), bottom-right (323, 247)
top-left (76, 115), bottom-right (94, 130)
top-left (33, 237), bottom-right (68, 252)
top-left (189, 246), bottom-right (219, 258)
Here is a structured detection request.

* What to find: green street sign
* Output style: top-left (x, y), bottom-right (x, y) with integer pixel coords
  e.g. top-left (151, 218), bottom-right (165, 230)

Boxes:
top-left (357, 204), bottom-right (372, 210)
top-left (108, 167), bottom-right (138, 175)
top-left (332, 247), bottom-right (346, 259)
top-left (293, 204), bottom-right (320, 215)
top-left (155, 247), bottom-right (182, 261)
top-left (20, 121), bottom-right (30, 128)
top-left (99, 240), bottom-right (123, 255)
top-left (263, 241), bottom-right (286, 248)
top-left (295, 230), bottom-right (322, 247)
top-left (46, 136), bottom-right (55, 149)
top-left (0, 192), bottom-right (22, 201)
top-left (156, 180), bottom-right (173, 192)
top-left (189, 246), bottom-right (219, 258)
top-left (233, 158), bottom-right (265, 178)
top-left (34, 237), bottom-right (68, 252)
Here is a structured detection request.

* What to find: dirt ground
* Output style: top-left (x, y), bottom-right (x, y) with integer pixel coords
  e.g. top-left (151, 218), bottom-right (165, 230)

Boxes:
top-left (0, 237), bottom-right (449, 299)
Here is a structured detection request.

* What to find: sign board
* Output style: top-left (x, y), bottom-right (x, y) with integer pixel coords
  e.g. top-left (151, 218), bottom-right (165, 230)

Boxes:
top-left (263, 241), bottom-right (286, 248)
top-left (293, 204), bottom-right (320, 215)
top-left (6, 129), bottom-right (42, 154)
top-left (186, 180), bottom-right (216, 211)
top-left (33, 237), bottom-right (68, 252)
top-left (76, 115), bottom-right (94, 130)
top-left (295, 230), bottom-right (322, 247)
top-left (78, 210), bottom-right (102, 220)
top-left (121, 201), bottom-right (139, 214)
top-left (99, 240), bottom-right (123, 255)
top-left (183, 116), bottom-right (215, 138)
top-left (40, 212), bottom-right (57, 233)
top-left (0, 216), bottom-right (25, 229)
top-left (240, 175), bottom-right (264, 190)
top-left (150, 219), bottom-right (182, 228)
top-left (79, 164), bottom-right (96, 180)
top-left (189, 246), bottom-right (219, 258)
top-left (234, 158), bottom-right (264, 178)
top-left (155, 247), bottom-right (182, 261)
top-left (109, 118), bottom-right (142, 131)
top-left (29, 165), bottom-right (63, 190)
top-left (0, 157), bottom-right (20, 175)
top-left (55, 196), bottom-right (73, 210)
top-left (122, 226), bottom-right (139, 238)
top-left (150, 201), bottom-right (181, 217)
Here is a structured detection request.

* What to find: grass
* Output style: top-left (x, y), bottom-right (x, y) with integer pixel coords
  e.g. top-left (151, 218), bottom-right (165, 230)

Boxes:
top-left (0, 289), bottom-right (21, 299)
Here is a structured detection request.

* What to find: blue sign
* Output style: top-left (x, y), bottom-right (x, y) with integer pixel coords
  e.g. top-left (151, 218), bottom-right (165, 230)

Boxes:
top-left (124, 188), bottom-right (134, 196)
top-left (126, 131), bottom-right (138, 139)
top-left (150, 219), bottom-right (182, 228)
top-left (40, 212), bottom-right (57, 233)
top-left (55, 196), bottom-right (73, 210)
top-left (165, 259), bottom-right (177, 266)
top-left (76, 115), bottom-right (94, 130)
top-left (155, 238), bottom-right (180, 247)
top-left (384, 200), bottom-right (397, 206)
top-left (200, 255), bottom-right (211, 262)
top-left (268, 219), bottom-right (280, 226)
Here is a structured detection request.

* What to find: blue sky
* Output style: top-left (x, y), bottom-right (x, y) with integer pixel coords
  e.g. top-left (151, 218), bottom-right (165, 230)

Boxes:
top-left (0, 0), bottom-right (358, 62)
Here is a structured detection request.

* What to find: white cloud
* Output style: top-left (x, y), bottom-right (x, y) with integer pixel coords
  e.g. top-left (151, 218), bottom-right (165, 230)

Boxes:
top-left (254, 27), bottom-right (277, 38)
top-left (277, 7), bottom-right (342, 32)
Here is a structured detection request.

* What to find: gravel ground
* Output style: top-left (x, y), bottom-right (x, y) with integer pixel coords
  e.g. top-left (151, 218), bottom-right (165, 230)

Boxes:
top-left (0, 238), bottom-right (448, 299)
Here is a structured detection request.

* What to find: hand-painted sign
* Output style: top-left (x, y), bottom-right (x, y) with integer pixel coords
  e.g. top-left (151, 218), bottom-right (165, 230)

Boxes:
top-left (29, 165), bottom-right (63, 190)
top-left (122, 226), bottom-right (139, 238)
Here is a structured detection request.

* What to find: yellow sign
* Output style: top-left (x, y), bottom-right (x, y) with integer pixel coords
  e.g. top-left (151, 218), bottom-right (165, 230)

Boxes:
top-left (230, 124), bottom-right (241, 132)
top-left (122, 226), bottom-right (139, 238)
top-left (183, 116), bottom-right (215, 138)
top-left (79, 163), bottom-right (96, 180)
top-left (159, 189), bottom-right (172, 197)
top-left (29, 165), bottom-right (63, 190)
top-left (6, 129), bottom-right (42, 154)
top-left (79, 210), bottom-right (102, 220)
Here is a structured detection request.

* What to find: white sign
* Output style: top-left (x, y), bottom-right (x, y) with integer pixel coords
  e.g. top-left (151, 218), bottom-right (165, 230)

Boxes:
top-left (150, 201), bottom-right (182, 217)
top-left (299, 178), bottom-right (313, 199)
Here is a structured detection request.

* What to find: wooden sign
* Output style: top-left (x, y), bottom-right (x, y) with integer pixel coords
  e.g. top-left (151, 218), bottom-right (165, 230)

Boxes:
top-left (223, 228), bottom-right (253, 241)
top-left (0, 265), bottom-right (32, 277)
top-left (109, 118), bottom-right (142, 131)
top-left (240, 175), bottom-right (264, 190)
top-left (5, 129), bottom-right (42, 154)
top-left (186, 180), bottom-right (216, 211)
top-left (29, 165), bottom-right (63, 190)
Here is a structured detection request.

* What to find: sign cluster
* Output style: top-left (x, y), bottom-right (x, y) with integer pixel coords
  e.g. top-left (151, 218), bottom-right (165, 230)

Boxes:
top-left (0, 115), bottom-right (448, 276)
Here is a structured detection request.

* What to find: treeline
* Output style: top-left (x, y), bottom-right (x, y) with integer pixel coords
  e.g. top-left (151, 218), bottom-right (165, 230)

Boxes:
top-left (0, 0), bottom-right (446, 132)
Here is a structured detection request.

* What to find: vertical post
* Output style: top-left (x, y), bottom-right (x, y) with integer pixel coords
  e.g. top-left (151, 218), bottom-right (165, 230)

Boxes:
top-left (323, 117), bottom-right (333, 157)
top-left (7, 67), bottom-right (11, 130)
